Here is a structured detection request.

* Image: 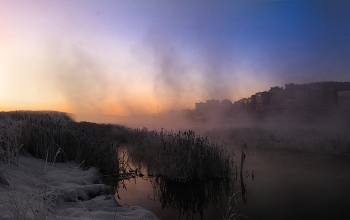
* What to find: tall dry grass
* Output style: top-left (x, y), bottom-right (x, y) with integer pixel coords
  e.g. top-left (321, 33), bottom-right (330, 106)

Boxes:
top-left (0, 111), bottom-right (121, 173)
top-left (2, 184), bottom-right (55, 220)
top-left (125, 128), bottom-right (234, 182)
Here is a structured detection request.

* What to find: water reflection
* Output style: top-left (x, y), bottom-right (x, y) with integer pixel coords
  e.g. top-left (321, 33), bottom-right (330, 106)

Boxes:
top-left (149, 177), bottom-right (233, 219)
top-left (102, 147), bottom-right (253, 219)
top-left (239, 145), bottom-right (249, 206)
top-left (103, 173), bottom-right (241, 219)
top-left (103, 145), bottom-right (350, 219)
top-left (100, 144), bottom-right (254, 219)
top-left (240, 171), bottom-right (249, 206)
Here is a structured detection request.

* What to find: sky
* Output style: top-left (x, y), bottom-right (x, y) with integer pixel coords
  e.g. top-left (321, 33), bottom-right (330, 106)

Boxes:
top-left (1, 0), bottom-right (350, 116)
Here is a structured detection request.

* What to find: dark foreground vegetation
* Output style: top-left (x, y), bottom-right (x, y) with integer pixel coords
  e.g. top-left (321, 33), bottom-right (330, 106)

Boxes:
top-left (0, 111), bottom-right (120, 173)
top-left (0, 111), bottom-right (233, 183)
top-left (2, 110), bottom-right (349, 184)
top-left (125, 128), bottom-right (234, 181)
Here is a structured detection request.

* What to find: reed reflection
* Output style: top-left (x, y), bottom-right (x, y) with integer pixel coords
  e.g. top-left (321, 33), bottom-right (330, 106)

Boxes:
top-left (149, 177), bottom-right (233, 219)
top-left (102, 161), bottom-right (253, 219)
top-left (102, 142), bottom-right (252, 219)
top-left (239, 144), bottom-right (249, 205)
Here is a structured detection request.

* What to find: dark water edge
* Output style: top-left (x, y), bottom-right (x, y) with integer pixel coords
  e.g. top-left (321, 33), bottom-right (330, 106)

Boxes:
top-left (104, 146), bottom-right (350, 220)
top-left (242, 147), bottom-right (350, 220)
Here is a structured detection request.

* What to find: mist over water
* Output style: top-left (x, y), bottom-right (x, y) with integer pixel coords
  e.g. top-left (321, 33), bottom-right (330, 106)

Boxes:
top-left (103, 109), bottom-right (350, 220)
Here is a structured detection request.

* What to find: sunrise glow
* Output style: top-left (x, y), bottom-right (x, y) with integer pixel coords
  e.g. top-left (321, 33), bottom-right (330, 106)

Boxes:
top-left (1, 0), bottom-right (350, 119)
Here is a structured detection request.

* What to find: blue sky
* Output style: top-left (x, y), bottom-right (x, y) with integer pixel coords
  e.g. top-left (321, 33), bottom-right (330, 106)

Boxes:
top-left (1, 0), bottom-right (349, 115)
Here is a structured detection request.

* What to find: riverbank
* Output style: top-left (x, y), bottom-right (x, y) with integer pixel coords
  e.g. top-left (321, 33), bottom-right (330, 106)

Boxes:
top-left (0, 154), bottom-right (158, 220)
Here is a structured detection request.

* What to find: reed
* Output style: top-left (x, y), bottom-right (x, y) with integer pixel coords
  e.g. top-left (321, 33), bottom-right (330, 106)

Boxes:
top-left (222, 191), bottom-right (248, 220)
top-left (0, 111), bottom-right (120, 174)
top-left (125, 128), bottom-right (234, 182)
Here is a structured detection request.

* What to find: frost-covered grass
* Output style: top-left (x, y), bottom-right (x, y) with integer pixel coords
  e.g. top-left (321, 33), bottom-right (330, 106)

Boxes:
top-left (0, 111), bottom-right (120, 173)
top-left (125, 128), bottom-right (234, 182)
top-left (0, 112), bottom-right (150, 220)
top-left (0, 153), bottom-right (158, 220)
top-left (0, 111), bottom-right (160, 219)
top-left (0, 110), bottom-right (157, 219)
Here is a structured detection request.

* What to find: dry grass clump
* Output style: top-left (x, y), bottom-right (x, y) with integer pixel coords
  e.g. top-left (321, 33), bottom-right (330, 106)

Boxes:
top-left (2, 184), bottom-right (55, 220)
top-left (0, 117), bottom-right (24, 187)
top-left (0, 118), bottom-right (23, 166)
top-left (126, 128), bottom-right (234, 182)
top-left (0, 151), bottom-right (115, 220)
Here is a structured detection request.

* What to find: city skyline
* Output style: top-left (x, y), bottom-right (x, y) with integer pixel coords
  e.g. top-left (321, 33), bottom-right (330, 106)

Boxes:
top-left (1, 0), bottom-right (350, 117)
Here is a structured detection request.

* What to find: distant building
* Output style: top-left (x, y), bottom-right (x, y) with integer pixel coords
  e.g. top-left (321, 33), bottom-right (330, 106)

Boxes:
top-left (206, 99), bottom-right (220, 112)
top-left (255, 91), bottom-right (271, 111)
top-left (195, 102), bottom-right (207, 115)
top-left (192, 82), bottom-right (350, 122)
top-left (248, 95), bottom-right (257, 112)
top-left (221, 99), bottom-right (233, 113)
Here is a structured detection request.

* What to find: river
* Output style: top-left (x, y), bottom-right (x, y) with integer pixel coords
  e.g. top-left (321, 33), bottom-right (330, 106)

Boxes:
top-left (105, 145), bottom-right (350, 220)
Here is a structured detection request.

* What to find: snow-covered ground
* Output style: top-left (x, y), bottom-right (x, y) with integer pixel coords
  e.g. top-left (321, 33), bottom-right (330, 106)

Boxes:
top-left (0, 154), bottom-right (158, 220)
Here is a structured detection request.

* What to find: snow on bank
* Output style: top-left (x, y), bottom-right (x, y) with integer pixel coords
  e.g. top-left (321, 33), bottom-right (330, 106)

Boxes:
top-left (0, 154), bottom-right (158, 220)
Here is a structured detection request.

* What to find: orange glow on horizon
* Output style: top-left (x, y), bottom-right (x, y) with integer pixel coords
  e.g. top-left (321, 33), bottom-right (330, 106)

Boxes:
top-left (0, 105), bottom-right (72, 114)
top-left (0, 91), bottom-right (254, 117)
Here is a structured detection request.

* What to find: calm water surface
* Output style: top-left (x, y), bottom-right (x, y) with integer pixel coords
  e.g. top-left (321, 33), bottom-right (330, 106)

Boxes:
top-left (105, 146), bottom-right (350, 220)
